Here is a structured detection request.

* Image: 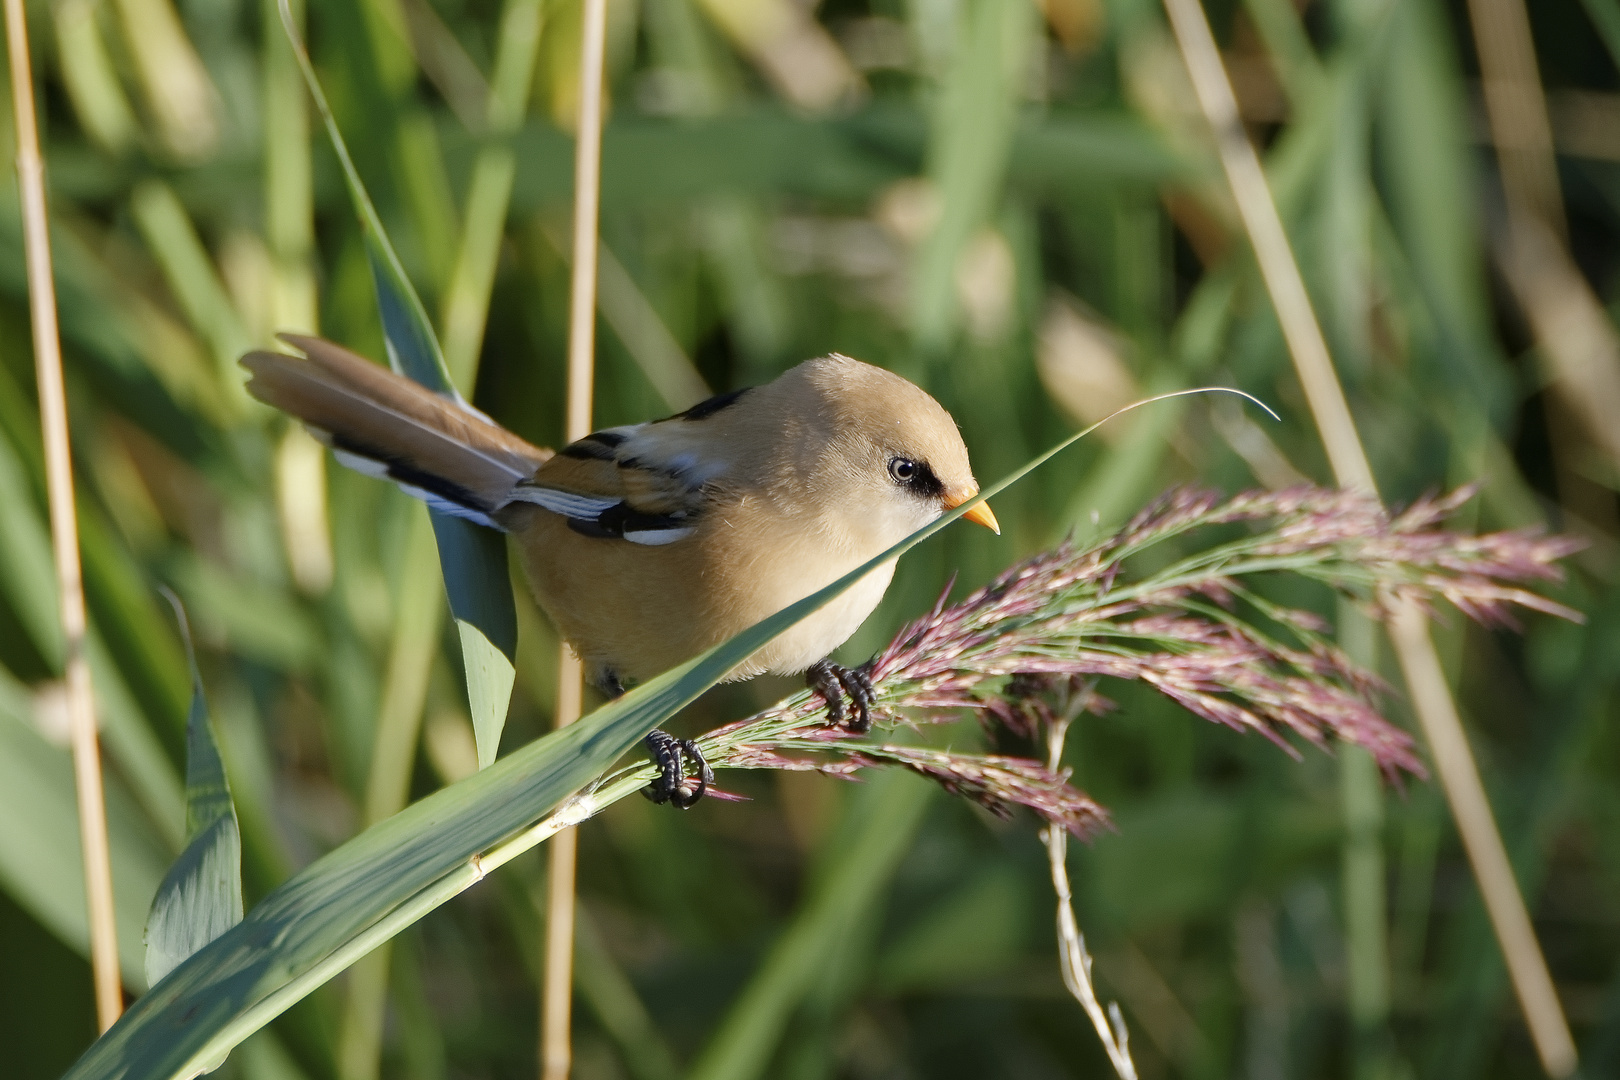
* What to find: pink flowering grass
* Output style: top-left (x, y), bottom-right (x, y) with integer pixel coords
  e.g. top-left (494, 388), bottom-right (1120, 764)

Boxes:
top-left (657, 486), bottom-right (1581, 837)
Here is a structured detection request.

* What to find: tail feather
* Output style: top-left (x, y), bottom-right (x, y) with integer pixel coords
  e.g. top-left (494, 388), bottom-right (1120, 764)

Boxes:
top-left (242, 335), bottom-right (551, 527)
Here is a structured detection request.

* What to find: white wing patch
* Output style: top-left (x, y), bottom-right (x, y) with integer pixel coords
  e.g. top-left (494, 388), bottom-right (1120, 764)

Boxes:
top-left (507, 485), bottom-right (622, 519)
top-left (330, 444), bottom-right (504, 529)
top-left (331, 446), bottom-right (391, 479)
top-left (398, 485), bottom-right (500, 529)
top-left (623, 526), bottom-right (696, 546)
top-left (508, 483), bottom-right (697, 545)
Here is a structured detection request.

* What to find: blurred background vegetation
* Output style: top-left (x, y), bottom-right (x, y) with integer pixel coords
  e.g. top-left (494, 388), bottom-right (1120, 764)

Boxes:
top-left (2, 0), bottom-right (1618, 1076)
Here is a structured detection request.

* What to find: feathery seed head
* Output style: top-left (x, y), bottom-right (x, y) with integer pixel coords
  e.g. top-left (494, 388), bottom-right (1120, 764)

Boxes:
top-left (662, 486), bottom-right (1580, 838)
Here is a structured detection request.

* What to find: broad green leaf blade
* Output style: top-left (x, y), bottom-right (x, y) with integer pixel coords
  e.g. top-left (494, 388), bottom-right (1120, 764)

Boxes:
top-left (63, 389), bottom-right (1262, 1080)
top-left (364, 258), bottom-right (454, 397)
top-left (492, 111), bottom-right (1188, 213)
top-left (377, 256), bottom-right (519, 759)
top-left (429, 512), bottom-right (519, 664)
top-left (143, 817), bottom-right (242, 988)
top-left (457, 622), bottom-right (516, 769)
top-left (384, 267), bottom-right (520, 760)
top-left (144, 615), bottom-right (243, 988)
top-left (276, 0), bottom-right (518, 764)
top-left (62, 651), bottom-right (734, 1080)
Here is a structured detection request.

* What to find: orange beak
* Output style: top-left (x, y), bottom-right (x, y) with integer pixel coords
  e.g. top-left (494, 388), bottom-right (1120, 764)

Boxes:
top-left (946, 492), bottom-right (1001, 534)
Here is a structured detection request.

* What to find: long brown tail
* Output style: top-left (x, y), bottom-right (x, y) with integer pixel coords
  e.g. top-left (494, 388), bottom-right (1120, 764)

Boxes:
top-left (241, 335), bottom-right (551, 528)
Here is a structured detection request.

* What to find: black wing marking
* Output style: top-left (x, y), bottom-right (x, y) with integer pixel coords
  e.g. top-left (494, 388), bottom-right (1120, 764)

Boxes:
top-left (512, 484), bottom-right (696, 545)
top-left (559, 429), bottom-right (631, 460)
top-left (324, 434), bottom-right (501, 528)
top-left (672, 387), bottom-right (750, 422)
top-left (565, 502), bottom-right (695, 545)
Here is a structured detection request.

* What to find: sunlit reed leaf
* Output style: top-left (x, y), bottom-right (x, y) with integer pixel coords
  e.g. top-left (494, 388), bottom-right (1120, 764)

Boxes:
top-left (128, 180), bottom-right (253, 408)
top-left (911, 0), bottom-right (1034, 353)
top-left (52, 0), bottom-right (139, 154)
top-left (109, 0), bottom-right (221, 161)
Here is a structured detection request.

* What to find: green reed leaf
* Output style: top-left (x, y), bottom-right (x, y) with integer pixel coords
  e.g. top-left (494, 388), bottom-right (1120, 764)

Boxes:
top-left (144, 601), bottom-right (243, 988)
top-left (276, 0), bottom-right (518, 765)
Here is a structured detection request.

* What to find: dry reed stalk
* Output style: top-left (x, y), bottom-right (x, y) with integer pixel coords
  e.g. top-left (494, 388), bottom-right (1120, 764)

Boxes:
top-left (1158, 0), bottom-right (1578, 1074)
top-left (1042, 699), bottom-right (1137, 1080)
top-left (1468, 0), bottom-right (1620, 500)
top-left (541, 653), bottom-right (583, 1080)
top-left (1466, 0), bottom-right (1566, 237)
top-left (4, 0), bottom-right (123, 1031)
top-left (542, 0), bottom-right (609, 1075)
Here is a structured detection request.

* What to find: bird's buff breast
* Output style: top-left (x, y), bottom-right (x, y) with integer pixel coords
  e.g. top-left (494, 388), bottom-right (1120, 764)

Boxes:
top-left (725, 556), bottom-right (896, 680)
top-left (509, 506), bottom-right (896, 687)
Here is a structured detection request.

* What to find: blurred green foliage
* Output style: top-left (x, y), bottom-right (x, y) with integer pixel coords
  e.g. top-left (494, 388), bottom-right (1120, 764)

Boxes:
top-left (1, 0), bottom-right (1618, 1077)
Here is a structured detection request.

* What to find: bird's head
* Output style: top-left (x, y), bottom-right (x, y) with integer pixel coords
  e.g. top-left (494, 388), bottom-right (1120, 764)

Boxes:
top-left (776, 355), bottom-right (999, 547)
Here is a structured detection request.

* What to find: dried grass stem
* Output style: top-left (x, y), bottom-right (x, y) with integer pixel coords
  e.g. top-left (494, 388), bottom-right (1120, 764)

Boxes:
top-left (1042, 704), bottom-right (1137, 1080)
top-left (544, 0), bottom-right (610, 1075)
top-left (1160, 0), bottom-right (1577, 1071)
top-left (5, 0), bottom-right (123, 1030)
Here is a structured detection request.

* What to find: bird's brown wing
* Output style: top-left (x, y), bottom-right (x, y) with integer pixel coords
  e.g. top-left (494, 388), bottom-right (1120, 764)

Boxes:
top-left (242, 335), bottom-right (550, 526)
top-left (512, 423), bottom-right (713, 544)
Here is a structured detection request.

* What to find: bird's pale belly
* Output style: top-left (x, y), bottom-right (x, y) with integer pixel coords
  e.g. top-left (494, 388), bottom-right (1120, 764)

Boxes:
top-left (508, 505), bottom-right (897, 691)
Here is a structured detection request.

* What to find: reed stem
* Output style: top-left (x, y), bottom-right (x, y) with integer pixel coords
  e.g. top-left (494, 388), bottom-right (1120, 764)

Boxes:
top-left (543, 0), bottom-right (609, 1074)
top-left (4, 0), bottom-right (123, 1029)
top-left (1159, 0), bottom-right (1576, 1073)
top-left (1043, 706), bottom-right (1137, 1080)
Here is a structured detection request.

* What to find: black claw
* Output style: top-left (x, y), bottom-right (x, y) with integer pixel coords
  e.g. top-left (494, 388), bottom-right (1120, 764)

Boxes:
top-left (837, 662), bottom-right (876, 733)
top-left (806, 659), bottom-right (845, 726)
top-left (642, 729), bottom-right (711, 809)
top-left (672, 738), bottom-right (713, 809)
top-left (642, 730), bottom-right (680, 804)
top-left (806, 658), bottom-right (877, 733)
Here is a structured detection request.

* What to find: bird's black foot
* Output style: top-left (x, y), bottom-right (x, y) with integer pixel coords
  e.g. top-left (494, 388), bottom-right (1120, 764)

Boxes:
top-left (641, 729), bottom-right (713, 809)
top-left (806, 659), bottom-right (876, 734)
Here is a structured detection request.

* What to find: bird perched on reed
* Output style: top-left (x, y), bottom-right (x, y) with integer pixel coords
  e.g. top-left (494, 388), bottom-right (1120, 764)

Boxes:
top-left (242, 336), bottom-right (998, 806)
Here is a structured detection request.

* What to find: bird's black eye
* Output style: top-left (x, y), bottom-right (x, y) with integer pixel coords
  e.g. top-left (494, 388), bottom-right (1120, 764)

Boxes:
top-left (888, 458), bottom-right (917, 484)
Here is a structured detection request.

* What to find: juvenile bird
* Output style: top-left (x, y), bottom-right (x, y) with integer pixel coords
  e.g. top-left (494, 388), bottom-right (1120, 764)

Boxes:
top-left (242, 336), bottom-right (998, 805)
